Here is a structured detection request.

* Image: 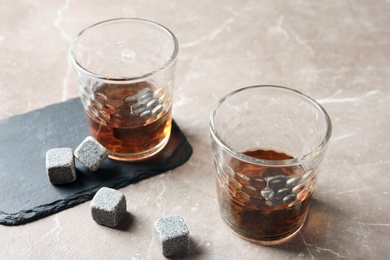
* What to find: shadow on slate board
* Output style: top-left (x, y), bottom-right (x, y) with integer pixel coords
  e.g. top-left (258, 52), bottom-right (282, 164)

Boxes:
top-left (0, 98), bottom-right (192, 226)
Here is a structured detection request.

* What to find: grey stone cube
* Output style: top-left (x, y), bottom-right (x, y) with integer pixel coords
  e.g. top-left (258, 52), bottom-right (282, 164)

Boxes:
top-left (74, 136), bottom-right (108, 171)
top-left (154, 215), bottom-right (190, 257)
top-left (46, 148), bottom-right (76, 184)
top-left (90, 187), bottom-right (126, 228)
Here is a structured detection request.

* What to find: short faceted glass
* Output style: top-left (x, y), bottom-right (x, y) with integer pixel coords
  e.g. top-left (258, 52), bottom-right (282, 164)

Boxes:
top-left (70, 18), bottom-right (178, 161)
top-left (209, 85), bottom-right (332, 245)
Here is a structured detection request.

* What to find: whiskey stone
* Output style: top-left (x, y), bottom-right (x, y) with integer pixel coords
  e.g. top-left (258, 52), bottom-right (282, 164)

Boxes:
top-left (90, 187), bottom-right (126, 228)
top-left (154, 215), bottom-right (190, 257)
top-left (74, 136), bottom-right (108, 171)
top-left (46, 148), bottom-right (76, 184)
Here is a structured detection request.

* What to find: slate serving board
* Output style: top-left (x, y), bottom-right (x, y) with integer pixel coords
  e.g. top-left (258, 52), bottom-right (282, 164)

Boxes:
top-left (0, 98), bottom-right (192, 226)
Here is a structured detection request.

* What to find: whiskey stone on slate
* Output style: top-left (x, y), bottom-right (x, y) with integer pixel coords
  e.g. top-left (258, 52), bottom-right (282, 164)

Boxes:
top-left (90, 187), bottom-right (127, 228)
top-left (74, 136), bottom-right (109, 171)
top-left (46, 148), bottom-right (76, 184)
top-left (154, 215), bottom-right (190, 257)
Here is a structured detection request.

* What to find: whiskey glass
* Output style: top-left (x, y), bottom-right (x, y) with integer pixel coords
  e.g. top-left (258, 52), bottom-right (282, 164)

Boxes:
top-left (209, 85), bottom-right (332, 245)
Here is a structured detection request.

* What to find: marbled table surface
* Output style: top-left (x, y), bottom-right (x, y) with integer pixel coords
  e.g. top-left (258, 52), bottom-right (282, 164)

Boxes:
top-left (1, 1), bottom-right (389, 259)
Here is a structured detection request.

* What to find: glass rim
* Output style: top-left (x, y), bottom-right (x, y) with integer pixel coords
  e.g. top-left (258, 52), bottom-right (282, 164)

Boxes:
top-left (209, 85), bottom-right (333, 166)
top-left (69, 17), bottom-right (179, 83)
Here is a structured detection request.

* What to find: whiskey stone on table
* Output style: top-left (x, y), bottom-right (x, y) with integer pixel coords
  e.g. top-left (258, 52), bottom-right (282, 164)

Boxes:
top-left (74, 136), bottom-right (109, 171)
top-left (90, 187), bottom-right (127, 228)
top-left (154, 215), bottom-right (190, 257)
top-left (46, 148), bottom-right (76, 185)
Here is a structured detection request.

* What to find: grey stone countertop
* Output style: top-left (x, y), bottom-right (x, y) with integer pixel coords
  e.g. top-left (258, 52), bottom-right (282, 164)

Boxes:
top-left (0, 1), bottom-right (389, 259)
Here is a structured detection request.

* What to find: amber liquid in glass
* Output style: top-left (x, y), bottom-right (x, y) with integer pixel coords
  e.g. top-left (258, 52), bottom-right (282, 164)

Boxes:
top-left (84, 81), bottom-right (172, 161)
top-left (217, 149), bottom-right (314, 244)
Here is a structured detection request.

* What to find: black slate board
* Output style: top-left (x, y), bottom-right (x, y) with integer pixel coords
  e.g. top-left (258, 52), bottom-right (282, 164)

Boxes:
top-left (0, 98), bottom-right (192, 226)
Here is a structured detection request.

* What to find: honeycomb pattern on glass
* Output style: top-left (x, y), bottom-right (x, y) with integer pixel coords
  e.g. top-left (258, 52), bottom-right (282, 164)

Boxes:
top-left (80, 81), bottom-right (167, 125)
top-left (215, 160), bottom-right (317, 207)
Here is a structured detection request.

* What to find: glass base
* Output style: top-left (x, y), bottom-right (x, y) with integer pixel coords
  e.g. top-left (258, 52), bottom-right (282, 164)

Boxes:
top-left (222, 214), bottom-right (307, 246)
top-left (107, 133), bottom-right (170, 162)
